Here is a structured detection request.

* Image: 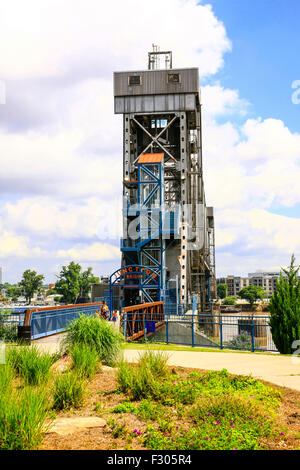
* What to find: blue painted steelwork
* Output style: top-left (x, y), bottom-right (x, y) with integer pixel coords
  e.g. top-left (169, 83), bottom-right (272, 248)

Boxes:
top-left (125, 313), bottom-right (278, 353)
top-left (137, 159), bottom-right (163, 302)
top-left (30, 304), bottom-right (102, 340)
top-left (120, 157), bottom-right (164, 304)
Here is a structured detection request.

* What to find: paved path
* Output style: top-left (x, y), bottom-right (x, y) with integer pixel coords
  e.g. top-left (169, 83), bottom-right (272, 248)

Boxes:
top-left (34, 334), bottom-right (300, 391)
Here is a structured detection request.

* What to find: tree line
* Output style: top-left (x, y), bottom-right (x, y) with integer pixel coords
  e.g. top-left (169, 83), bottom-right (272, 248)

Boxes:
top-left (0, 261), bottom-right (99, 305)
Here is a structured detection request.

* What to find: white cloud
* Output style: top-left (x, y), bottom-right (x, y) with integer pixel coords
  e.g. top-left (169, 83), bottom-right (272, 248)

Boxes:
top-left (0, 230), bottom-right (45, 258)
top-left (1, 196), bottom-right (122, 240)
top-left (201, 84), bottom-right (250, 117)
top-left (0, 0), bottom-right (299, 281)
top-left (56, 242), bottom-right (120, 262)
top-left (0, 0), bottom-right (230, 80)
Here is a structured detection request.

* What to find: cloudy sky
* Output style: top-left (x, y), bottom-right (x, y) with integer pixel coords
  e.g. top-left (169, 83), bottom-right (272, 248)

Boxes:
top-left (0, 0), bottom-right (299, 283)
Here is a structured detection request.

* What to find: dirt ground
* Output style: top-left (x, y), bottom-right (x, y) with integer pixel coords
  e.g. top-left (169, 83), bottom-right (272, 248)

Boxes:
top-left (40, 365), bottom-right (300, 451)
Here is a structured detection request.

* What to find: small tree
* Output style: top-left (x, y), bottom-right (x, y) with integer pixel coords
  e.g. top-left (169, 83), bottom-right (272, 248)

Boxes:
top-left (79, 267), bottom-right (99, 298)
top-left (55, 262), bottom-right (99, 304)
top-left (238, 285), bottom-right (266, 310)
top-left (269, 255), bottom-right (300, 354)
top-left (19, 270), bottom-right (45, 304)
top-left (217, 283), bottom-right (228, 299)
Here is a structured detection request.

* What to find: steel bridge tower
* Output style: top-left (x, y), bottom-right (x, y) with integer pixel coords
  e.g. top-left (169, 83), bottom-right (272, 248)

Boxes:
top-left (113, 48), bottom-right (216, 311)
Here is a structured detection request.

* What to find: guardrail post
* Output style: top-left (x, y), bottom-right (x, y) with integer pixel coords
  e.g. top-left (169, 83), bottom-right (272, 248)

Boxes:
top-left (251, 316), bottom-right (255, 352)
top-left (192, 311), bottom-right (195, 347)
top-left (18, 325), bottom-right (31, 344)
top-left (220, 315), bottom-right (223, 350)
top-left (143, 314), bottom-right (146, 341)
top-left (166, 314), bottom-right (169, 344)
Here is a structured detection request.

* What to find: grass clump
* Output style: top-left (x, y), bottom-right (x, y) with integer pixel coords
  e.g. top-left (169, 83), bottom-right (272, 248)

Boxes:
top-left (7, 345), bottom-right (56, 385)
top-left (117, 351), bottom-right (197, 404)
top-left (70, 343), bottom-right (100, 378)
top-left (0, 364), bottom-right (49, 450)
top-left (63, 314), bottom-right (124, 365)
top-left (137, 350), bottom-right (169, 378)
top-left (52, 372), bottom-right (85, 410)
top-left (117, 351), bottom-right (165, 400)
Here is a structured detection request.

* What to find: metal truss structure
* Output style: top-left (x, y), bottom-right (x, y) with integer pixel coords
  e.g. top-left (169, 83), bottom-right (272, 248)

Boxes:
top-left (114, 49), bottom-right (216, 310)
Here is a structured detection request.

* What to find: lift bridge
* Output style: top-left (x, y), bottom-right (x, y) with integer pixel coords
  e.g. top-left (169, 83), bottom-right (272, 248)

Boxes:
top-left (112, 48), bottom-right (216, 315)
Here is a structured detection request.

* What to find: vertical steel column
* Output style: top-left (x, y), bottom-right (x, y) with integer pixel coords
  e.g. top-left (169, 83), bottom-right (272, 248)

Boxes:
top-left (180, 112), bottom-right (188, 305)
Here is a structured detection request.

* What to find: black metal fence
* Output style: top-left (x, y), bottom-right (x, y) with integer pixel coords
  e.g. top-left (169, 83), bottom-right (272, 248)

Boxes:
top-left (122, 313), bottom-right (278, 353)
top-left (0, 313), bottom-right (25, 342)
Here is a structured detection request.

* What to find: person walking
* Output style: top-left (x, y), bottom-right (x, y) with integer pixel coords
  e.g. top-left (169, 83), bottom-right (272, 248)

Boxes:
top-left (101, 301), bottom-right (110, 320)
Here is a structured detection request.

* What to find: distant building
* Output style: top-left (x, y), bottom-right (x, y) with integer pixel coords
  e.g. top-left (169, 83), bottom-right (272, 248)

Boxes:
top-left (216, 271), bottom-right (297, 297)
top-left (0, 267), bottom-right (2, 285)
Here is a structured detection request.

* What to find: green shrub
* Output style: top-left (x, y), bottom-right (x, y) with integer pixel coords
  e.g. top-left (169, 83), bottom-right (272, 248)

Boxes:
top-left (227, 332), bottom-right (254, 350)
top-left (52, 372), bottom-right (85, 410)
top-left (222, 296), bottom-right (237, 306)
top-left (70, 343), bottom-right (100, 378)
top-left (144, 395), bottom-right (275, 450)
top-left (190, 394), bottom-right (266, 423)
top-left (0, 366), bottom-right (49, 450)
top-left (107, 418), bottom-right (128, 438)
top-left (0, 323), bottom-right (18, 342)
top-left (186, 369), bottom-right (281, 407)
top-left (113, 401), bottom-right (138, 414)
top-left (63, 315), bottom-right (124, 365)
top-left (7, 345), bottom-right (55, 385)
top-left (137, 400), bottom-right (166, 421)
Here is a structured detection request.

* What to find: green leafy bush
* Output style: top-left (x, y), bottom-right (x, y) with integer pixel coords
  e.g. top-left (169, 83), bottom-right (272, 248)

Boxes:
top-left (52, 372), bottom-right (85, 410)
top-left (7, 345), bottom-right (55, 385)
top-left (113, 401), bottom-right (138, 414)
top-left (227, 332), bottom-right (254, 350)
top-left (222, 296), bottom-right (237, 306)
top-left (63, 315), bottom-right (124, 365)
top-left (70, 343), bottom-right (100, 378)
top-left (137, 399), bottom-right (165, 421)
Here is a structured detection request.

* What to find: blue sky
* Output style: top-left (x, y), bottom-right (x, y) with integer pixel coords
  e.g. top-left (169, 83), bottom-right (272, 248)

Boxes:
top-left (0, 0), bottom-right (299, 283)
top-left (206, 0), bottom-right (300, 133)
